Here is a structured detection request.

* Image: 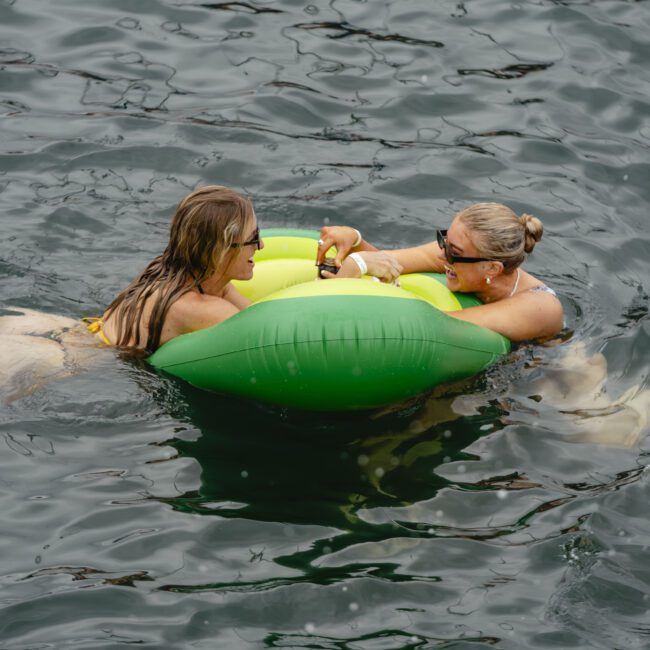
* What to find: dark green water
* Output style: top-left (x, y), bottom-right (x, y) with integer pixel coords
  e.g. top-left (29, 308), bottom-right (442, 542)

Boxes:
top-left (1, 1), bottom-right (649, 648)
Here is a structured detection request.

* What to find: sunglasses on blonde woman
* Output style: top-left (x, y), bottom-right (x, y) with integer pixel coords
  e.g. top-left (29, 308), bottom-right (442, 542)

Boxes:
top-left (436, 229), bottom-right (493, 264)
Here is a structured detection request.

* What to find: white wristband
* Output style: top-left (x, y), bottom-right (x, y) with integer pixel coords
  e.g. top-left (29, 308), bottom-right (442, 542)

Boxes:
top-left (349, 252), bottom-right (367, 276)
top-left (351, 228), bottom-right (362, 248)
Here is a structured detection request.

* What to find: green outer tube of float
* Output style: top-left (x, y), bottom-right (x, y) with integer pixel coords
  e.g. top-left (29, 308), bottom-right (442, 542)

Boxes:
top-left (149, 294), bottom-right (509, 411)
top-left (148, 229), bottom-right (510, 411)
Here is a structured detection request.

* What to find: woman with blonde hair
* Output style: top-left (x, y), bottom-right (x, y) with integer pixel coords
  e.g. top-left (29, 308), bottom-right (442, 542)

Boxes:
top-left (93, 185), bottom-right (264, 353)
top-left (316, 203), bottom-right (564, 341)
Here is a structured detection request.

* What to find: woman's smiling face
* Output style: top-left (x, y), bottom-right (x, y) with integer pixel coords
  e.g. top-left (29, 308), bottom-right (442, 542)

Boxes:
top-left (216, 212), bottom-right (264, 283)
top-left (439, 218), bottom-right (488, 292)
top-left (229, 217), bottom-right (263, 281)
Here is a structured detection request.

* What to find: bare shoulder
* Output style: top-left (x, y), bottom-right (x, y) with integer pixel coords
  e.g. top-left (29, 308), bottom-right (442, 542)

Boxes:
top-left (448, 276), bottom-right (564, 341)
top-left (168, 291), bottom-right (240, 336)
top-left (508, 281), bottom-right (564, 338)
top-left (222, 282), bottom-right (252, 309)
top-left (513, 276), bottom-right (562, 309)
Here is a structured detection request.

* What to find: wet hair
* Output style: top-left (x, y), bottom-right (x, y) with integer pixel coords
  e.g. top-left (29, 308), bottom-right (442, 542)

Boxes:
top-left (104, 185), bottom-right (254, 354)
top-left (456, 202), bottom-right (543, 271)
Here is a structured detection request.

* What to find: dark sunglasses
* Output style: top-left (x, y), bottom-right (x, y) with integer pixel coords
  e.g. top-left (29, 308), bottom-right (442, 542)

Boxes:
top-left (231, 226), bottom-right (262, 250)
top-left (436, 229), bottom-right (493, 264)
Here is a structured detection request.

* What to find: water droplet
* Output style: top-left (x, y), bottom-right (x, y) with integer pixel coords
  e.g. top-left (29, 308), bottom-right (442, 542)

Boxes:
top-left (304, 622), bottom-right (315, 633)
top-left (375, 467), bottom-right (384, 478)
top-left (357, 454), bottom-right (369, 467)
top-left (420, 75), bottom-right (428, 83)
top-left (443, 430), bottom-right (452, 438)
top-left (117, 17), bottom-right (140, 30)
top-left (497, 489), bottom-right (508, 500)
top-left (241, 470), bottom-right (248, 478)
top-left (457, 464), bottom-right (466, 473)
top-left (349, 602), bottom-right (359, 612)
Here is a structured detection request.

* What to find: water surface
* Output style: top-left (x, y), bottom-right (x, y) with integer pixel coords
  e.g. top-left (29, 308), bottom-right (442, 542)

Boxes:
top-left (1, 0), bottom-right (649, 648)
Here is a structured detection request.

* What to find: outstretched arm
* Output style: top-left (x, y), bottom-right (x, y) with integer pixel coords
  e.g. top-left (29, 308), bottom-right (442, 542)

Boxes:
top-left (317, 226), bottom-right (446, 274)
top-left (323, 251), bottom-right (403, 283)
top-left (387, 242), bottom-right (446, 274)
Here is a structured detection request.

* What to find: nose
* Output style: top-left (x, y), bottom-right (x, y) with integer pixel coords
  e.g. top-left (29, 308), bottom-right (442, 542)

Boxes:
top-left (258, 236), bottom-right (265, 251)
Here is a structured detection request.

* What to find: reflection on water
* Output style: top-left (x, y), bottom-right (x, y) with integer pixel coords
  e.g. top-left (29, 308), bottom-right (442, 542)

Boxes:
top-left (1, 0), bottom-right (649, 647)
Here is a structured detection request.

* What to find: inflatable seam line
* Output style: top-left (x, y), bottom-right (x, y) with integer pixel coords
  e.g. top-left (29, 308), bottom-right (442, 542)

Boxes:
top-left (156, 338), bottom-right (503, 370)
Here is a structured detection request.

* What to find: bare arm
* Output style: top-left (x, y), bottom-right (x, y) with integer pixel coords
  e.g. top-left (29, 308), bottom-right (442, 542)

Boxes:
top-left (386, 242), bottom-right (446, 274)
top-left (324, 251), bottom-right (402, 283)
top-left (446, 292), bottom-right (564, 342)
top-left (317, 226), bottom-right (445, 274)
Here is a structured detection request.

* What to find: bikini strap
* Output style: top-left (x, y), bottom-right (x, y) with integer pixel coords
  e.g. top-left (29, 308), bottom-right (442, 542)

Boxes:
top-left (527, 285), bottom-right (557, 297)
top-left (81, 317), bottom-right (111, 345)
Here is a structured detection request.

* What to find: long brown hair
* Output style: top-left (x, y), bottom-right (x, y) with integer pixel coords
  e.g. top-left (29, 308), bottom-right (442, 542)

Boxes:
top-left (456, 203), bottom-right (544, 271)
top-left (104, 185), bottom-right (254, 354)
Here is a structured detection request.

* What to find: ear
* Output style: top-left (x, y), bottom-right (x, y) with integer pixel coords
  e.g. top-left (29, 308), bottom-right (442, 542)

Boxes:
top-left (485, 260), bottom-right (504, 278)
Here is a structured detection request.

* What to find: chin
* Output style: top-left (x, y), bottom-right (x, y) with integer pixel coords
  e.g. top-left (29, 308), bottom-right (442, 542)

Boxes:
top-left (444, 275), bottom-right (460, 292)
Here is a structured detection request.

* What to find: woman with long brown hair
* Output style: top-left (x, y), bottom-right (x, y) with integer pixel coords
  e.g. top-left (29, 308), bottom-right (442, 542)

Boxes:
top-left (0, 185), bottom-right (263, 401)
top-left (94, 185), bottom-right (263, 354)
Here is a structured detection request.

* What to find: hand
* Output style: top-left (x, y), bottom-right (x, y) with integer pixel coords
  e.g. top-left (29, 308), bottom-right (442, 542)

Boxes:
top-left (361, 251), bottom-right (403, 283)
top-left (316, 226), bottom-right (359, 266)
top-left (328, 251), bottom-right (402, 283)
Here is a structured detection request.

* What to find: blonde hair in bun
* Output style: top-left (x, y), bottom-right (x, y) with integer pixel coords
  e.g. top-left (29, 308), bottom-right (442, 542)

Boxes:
top-left (455, 202), bottom-right (544, 271)
top-left (519, 213), bottom-right (544, 254)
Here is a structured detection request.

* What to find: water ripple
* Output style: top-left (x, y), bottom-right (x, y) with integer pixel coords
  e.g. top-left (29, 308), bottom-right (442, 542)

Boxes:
top-left (1, 0), bottom-right (650, 647)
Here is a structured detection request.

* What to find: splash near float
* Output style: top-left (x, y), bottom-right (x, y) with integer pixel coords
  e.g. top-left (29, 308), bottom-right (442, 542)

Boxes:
top-left (148, 229), bottom-right (510, 410)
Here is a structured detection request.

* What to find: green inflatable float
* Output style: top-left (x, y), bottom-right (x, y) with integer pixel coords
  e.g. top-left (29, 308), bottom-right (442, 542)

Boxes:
top-left (148, 229), bottom-right (510, 410)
